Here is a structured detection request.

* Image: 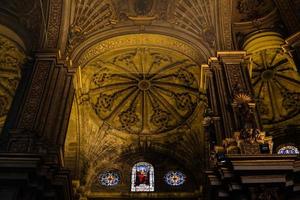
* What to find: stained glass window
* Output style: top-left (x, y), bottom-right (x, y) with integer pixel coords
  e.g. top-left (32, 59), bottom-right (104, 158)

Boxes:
top-left (164, 171), bottom-right (186, 186)
top-left (131, 162), bottom-right (154, 192)
top-left (277, 145), bottom-right (299, 155)
top-left (99, 171), bottom-right (120, 186)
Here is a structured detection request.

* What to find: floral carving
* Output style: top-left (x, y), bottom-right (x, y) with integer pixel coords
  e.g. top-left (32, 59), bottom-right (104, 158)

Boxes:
top-left (94, 94), bottom-right (115, 113)
top-left (0, 35), bottom-right (25, 128)
top-left (119, 108), bottom-right (139, 131)
top-left (175, 68), bottom-right (195, 86)
top-left (282, 92), bottom-right (300, 111)
top-left (175, 93), bottom-right (193, 111)
top-left (151, 107), bottom-right (170, 130)
top-left (93, 70), bottom-right (112, 86)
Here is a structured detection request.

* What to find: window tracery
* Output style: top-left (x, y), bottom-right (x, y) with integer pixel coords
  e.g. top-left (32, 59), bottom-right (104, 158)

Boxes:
top-left (164, 171), bottom-right (186, 186)
top-left (98, 171), bottom-right (120, 186)
top-left (131, 162), bottom-right (154, 192)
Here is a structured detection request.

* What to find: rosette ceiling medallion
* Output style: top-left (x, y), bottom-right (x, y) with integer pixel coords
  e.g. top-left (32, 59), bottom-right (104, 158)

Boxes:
top-left (78, 34), bottom-right (204, 135)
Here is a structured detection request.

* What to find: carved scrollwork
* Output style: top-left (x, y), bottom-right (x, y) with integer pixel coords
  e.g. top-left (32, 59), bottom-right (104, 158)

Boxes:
top-left (92, 70), bottom-right (112, 86)
top-left (151, 106), bottom-right (170, 130)
top-left (175, 68), bottom-right (195, 86)
top-left (0, 35), bottom-right (25, 130)
top-left (175, 93), bottom-right (193, 111)
top-left (94, 94), bottom-right (116, 113)
top-left (119, 108), bottom-right (139, 131)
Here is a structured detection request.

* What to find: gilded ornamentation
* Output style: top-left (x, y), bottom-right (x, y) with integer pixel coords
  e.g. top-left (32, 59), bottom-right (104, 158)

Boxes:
top-left (0, 35), bottom-right (25, 130)
top-left (87, 47), bottom-right (201, 134)
top-left (78, 34), bottom-right (204, 66)
top-left (225, 64), bottom-right (246, 95)
top-left (119, 108), bottom-right (139, 131)
top-left (175, 93), bottom-right (193, 111)
top-left (92, 70), bottom-right (112, 86)
top-left (175, 68), bottom-right (195, 86)
top-left (94, 94), bottom-right (116, 113)
top-left (217, 130), bottom-right (273, 155)
top-left (151, 106), bottom-right (170, 130)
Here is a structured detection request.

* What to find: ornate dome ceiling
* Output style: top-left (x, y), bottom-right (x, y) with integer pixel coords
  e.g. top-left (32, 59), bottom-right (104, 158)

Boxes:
top-left (245, 32), bottom-right (300, 125)
top-left (67, 0), bottom-right (217, 58)
top-left (80, 34), bottom-right (203, 135)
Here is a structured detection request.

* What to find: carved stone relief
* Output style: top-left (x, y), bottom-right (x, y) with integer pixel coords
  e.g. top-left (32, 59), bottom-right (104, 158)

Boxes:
top-left (0, 35), bottom-right (25, 132)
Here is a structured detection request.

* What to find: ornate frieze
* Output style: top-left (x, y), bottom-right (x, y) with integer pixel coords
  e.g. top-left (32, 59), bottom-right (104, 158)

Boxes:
top-left (19, 61), bottom-right (50, 129)
top-left (47, 0), bottom-right (63, 48)
top-left (77, 34), bottom-right (204, 66)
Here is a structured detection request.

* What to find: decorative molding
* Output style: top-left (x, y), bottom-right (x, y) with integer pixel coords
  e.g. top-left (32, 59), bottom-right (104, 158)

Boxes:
top-left (19, 61), bottom-right (50, 129)
top-left (0, 35), bottom-right (25, 131)
top-left (47, 0), bottom-right (63, 48)
top-left (77, 34), bottom-right (205, 66)
top-left (219, 0), bottom-right (233, 50)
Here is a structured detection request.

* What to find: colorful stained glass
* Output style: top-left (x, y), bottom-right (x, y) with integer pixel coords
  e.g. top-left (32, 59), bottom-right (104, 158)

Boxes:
top-left (99, 171), bottom-right (120, 186)
top-left (164, 171), bottom-right (186, 186)
top-left (131, 162), bottom-right (154, 192)
top-left (277, 145), bottom-right (299, 155)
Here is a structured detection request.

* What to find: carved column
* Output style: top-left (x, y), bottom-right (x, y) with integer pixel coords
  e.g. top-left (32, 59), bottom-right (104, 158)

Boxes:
top-left (5, 52), bottom-right (74, 153)
top-left (0, 52), bottom-right (75, 200)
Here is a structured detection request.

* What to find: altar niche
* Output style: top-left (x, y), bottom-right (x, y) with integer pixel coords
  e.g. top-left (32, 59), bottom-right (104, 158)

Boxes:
top-left (131, 162), bottom-right (154, 192)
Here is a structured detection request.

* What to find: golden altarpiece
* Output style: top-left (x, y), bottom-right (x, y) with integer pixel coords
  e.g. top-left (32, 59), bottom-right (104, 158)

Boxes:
top-left (0, 0), bottom-right (300, 199)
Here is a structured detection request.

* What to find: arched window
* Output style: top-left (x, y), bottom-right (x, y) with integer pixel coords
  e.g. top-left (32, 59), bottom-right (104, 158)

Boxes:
top-left (131, 162), bottom-right (154, 192)
top-left (277, 145), bottom-right (299, 155)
